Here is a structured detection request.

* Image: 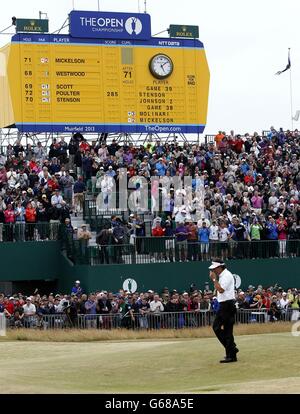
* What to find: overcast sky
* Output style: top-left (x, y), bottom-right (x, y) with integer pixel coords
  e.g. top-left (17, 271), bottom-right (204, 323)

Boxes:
top-left (1, 0), bottom-right (299, 136)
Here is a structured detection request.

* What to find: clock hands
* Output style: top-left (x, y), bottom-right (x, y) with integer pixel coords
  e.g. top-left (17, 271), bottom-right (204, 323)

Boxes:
top-left (160, 64), bottom-right (166, 73)
top-left (160, 61), bottom-right (169, 73)
top-left (150, 54), bottom-right (173, 79)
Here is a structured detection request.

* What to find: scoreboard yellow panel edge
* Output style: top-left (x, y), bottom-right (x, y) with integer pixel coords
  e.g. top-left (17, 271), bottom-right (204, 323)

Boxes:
top-left (2, 40), bottom-right (210, 133)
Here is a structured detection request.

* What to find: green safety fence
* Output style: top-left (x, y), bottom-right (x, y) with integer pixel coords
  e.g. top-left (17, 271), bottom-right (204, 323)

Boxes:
top-left (67, 238), bottom-right (300, 266)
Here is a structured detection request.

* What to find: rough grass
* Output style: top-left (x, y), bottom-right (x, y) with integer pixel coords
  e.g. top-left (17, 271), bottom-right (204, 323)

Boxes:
top-left (0, 322), bottom-right (293, 342)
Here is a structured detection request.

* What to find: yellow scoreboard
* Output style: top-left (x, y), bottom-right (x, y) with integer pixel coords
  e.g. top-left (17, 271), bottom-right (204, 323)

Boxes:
top-left (0, 33), bottom-right (209, 134)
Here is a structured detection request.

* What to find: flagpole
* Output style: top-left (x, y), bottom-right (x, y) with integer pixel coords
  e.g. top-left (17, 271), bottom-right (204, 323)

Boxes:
top-left (289, 48), bottom-right (294, 131)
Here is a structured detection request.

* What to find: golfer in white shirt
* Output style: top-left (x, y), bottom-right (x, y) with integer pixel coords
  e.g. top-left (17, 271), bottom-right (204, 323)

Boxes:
top-left (209, 259), bottom-right (239, 363)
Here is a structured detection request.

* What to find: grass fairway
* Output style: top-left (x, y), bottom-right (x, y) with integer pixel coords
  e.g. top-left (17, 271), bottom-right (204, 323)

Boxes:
top-left (0, 332), bottom-right (300, 393)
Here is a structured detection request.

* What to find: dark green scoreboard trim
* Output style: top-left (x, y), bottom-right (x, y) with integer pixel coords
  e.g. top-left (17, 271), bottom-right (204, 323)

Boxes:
top-left (16, 18), bottom-right (49, 33)
top-left (169, 24), bottom-right (199, 39)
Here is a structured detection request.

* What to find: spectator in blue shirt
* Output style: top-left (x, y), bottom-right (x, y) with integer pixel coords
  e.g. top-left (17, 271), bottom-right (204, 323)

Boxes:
top-left (106, 166), bottom-right (116, 177)
top-left (198, 221), bottom-right (210, 261)
top-left (192, 174), bottom-right (203, 191)
top-left (156, 159), bottom-right (167, 176)
top-left (71, 280), bottom-right (83, 297)
top-left (240, 159), bottom-right (249, 175)
top-left (266, 217), bottom-right (278, 240)
top-left (73, 176), bottom-right (86, 215)
top-left (228, 218), bottom-right (237, 241)
top-left (266, 217), bottom-right (278, 258)
top-left (82, 154), bottom-right (93, 181)
top-left (166, 162), bottom-right (177, 177)
top-left (73, 176), bottom-right (86, 194)
top-left (154, 141), bottom-right (165, 156)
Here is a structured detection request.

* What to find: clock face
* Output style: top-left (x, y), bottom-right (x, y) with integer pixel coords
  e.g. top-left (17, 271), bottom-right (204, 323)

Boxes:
top-left (149, 54), bottom-right (174, 79)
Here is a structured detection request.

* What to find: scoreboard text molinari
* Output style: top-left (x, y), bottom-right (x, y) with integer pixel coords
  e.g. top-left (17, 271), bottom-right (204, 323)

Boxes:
top-left (0, 33), bottom-right (209, 133)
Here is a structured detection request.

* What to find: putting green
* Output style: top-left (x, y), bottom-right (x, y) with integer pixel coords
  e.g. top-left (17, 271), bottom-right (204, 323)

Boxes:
top-left (0, 333), bottom-right (299, 393)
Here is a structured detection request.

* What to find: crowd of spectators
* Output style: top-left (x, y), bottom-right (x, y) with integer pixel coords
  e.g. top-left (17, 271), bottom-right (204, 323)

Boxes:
top-left (0, 281), bottom-right (299, 329)
top-left (1, 127), bottom-right (300, 261)
top-left (95, 126), bottom-right (300, 261)
top-left (0, 135), bottom-right (87, 242)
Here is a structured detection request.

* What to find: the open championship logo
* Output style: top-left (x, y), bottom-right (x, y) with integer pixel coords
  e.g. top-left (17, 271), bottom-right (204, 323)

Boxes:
top-left (123, 278), bottom-right (138, 293)
top-left (233, 274), bottom-right (241, 289)
top-left (125, 17), bottom-right (143, 35)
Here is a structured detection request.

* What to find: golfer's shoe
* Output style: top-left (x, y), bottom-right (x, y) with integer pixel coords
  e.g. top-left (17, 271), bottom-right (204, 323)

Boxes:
top-left (224, 347), bottom-right (239, 359)
top-left (220, 356), bottom-right (237, 363)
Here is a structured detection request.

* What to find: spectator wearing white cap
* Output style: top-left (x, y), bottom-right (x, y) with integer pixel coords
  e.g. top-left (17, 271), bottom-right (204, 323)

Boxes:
top-left (174, 206), bottom-right (188, 224)
top-left (279, 292), bottom-right (290, 315)
top-left (71, 280), bottom-right (83, 297)
top-left (100, 174), bottom-right (114, 208)
top-left (149, 294), bottom-right (164, 329)
top-left (218, 221), bottom-right (230, 260)
top-left (22, 297), bottom-right (36, 328)
top-left (106, 165), bottom-right (116, 178)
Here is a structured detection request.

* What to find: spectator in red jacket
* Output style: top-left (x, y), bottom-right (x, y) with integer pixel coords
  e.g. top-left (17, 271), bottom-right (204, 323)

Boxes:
top-left (233, 135), bottom-right (244, 153)
top-left (244, 171), bottom-right (255, 185)
top-left (277, 214), bottom-right (288, 258)
top-left (79, 140), bottom-right (90, 152)
top-left (151, 222), bottom-right (165, 261)
top-left (4, 204), bottom-right (15, 223)
top-left (152, 222), bottom-right (165, 237)
top-left (4, 297), bottom-right (14, 316)
top-left (25, 202), bottom-right (37, 241)
top-left (4, 203), bottom-right (15, 241)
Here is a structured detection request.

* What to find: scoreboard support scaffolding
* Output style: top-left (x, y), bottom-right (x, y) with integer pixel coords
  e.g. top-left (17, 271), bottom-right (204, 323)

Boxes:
top-left (0, 129), bottom-right (203, 153)
top-left (111, 132), bottom-right (202, 145)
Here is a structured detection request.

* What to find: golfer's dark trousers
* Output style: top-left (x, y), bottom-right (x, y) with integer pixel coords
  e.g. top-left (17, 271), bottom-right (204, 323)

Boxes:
top-left (213, 300), bottom-right (237, 358)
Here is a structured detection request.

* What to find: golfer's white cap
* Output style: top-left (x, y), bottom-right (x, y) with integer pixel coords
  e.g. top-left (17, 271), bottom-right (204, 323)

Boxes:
top-left (208, 261), bottom-right (225, 270)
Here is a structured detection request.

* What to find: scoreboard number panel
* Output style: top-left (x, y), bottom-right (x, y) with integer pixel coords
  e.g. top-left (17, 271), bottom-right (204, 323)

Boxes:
top-left (1, 34), bottom-right (209, 133)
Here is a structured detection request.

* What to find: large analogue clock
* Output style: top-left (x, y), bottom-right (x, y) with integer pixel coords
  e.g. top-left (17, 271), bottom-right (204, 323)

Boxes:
top-left (149, 54), bottom-right (174, 79)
